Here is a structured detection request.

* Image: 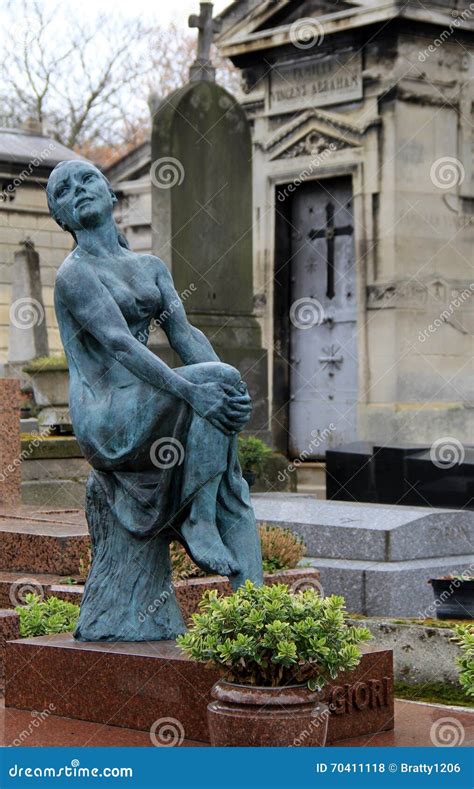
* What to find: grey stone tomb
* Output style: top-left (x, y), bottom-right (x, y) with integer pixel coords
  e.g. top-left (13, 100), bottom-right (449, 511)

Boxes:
top-left (252, 493), bottom-right (474, 618)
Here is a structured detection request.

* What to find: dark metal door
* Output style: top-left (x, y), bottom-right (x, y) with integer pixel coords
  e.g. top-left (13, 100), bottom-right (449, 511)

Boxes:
top-left (289, 178), bottom-right (358, 457)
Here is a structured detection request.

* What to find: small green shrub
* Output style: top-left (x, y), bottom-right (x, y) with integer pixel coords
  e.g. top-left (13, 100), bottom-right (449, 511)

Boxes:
top-left (238, 436), bottom-right (272, 475)
top-left (453, 624), bottom-right (474, 697)
top-left (16, 594), bottom-right (80, 637)
top-left (260, 525), bottom-right (306, 573)
top-left (177, 581), bottom-right (372, 689)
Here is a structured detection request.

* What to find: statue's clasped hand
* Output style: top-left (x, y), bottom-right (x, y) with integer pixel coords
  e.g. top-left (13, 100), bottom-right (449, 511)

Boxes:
top-left (188, 380), bottom-right (252, 435)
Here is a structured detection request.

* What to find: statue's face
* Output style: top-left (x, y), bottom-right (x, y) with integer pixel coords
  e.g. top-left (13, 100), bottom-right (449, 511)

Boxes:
top-left (48, 161), bottom-right (115, 233)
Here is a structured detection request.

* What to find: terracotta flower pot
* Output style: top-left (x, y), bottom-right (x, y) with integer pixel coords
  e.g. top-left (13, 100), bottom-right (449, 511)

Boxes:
top-left (207, 680), bottom-right (329, 747)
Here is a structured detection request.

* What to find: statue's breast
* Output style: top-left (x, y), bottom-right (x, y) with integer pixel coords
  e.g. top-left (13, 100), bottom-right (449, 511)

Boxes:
top-left (97, 265), bottom-right (161, 326)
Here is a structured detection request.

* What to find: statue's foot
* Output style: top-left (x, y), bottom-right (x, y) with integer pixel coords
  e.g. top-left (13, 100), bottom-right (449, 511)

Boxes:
top-left (180, 518), bottom-right (239, 578)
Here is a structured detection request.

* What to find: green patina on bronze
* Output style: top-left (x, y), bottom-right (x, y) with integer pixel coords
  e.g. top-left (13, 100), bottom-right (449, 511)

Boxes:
top-left (46, 155), bottom-right (263, 643)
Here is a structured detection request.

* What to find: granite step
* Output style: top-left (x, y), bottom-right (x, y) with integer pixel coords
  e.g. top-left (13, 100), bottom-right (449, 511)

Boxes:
top-left (0, 510), bottom-right (88, 576)
top-left (0, 571), bottom-right (73, 609)
top-left (1, 695), bottom-right (472, 748)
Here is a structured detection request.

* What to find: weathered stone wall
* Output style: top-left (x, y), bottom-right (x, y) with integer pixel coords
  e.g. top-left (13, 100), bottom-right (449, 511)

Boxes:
top-left (0, 183), bottom-right (72, 370)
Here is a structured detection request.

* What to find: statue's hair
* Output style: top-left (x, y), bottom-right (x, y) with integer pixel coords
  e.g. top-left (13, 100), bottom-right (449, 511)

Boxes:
top-left (47, 159), bottom-right (129, 249)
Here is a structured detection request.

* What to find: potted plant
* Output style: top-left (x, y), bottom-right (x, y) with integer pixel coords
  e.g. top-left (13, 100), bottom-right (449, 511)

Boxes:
top-left (177, 581), bottom-right (372, 747)
top-left (238, 435), bottom-right (272, 488)
top-left (453, 624), bottom-right (474, 698)
top-left (429, 575), bottom-right (474, 620)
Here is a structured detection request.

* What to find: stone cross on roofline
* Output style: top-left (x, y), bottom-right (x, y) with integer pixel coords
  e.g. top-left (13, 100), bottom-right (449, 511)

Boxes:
top-left (188, 1), bottom-right (222, 83)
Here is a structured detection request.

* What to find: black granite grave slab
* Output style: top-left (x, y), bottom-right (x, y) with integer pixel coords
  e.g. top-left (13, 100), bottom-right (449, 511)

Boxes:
top-left (327, 442), bottom-right (474, 509)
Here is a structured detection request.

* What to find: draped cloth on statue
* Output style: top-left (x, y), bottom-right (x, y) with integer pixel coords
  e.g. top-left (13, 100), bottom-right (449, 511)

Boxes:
top-left (71, 379), bottom-right (262, 642)
top-left (90, 409), bottom-right (253, 540)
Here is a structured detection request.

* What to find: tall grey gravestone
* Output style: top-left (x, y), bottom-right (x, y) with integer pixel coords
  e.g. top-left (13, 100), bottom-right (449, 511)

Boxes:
top-left (151, 3), bottom-right (268, 434)
top-left (8, 239), bottom-right (49, 366)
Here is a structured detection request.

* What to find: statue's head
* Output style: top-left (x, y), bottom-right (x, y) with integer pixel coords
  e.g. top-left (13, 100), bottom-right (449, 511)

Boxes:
top-left (47, 159), bottom-right (117, 238)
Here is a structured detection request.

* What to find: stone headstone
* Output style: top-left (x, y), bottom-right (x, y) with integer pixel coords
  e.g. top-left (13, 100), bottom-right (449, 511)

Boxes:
top-left (188, 1), bottom-right (222, 83)
top-left (151, 5), bottom-right (268, 434)
top-left (8, 240), bottom-right (49, 366)
top-left (0, 379), bottom-right (22, 508)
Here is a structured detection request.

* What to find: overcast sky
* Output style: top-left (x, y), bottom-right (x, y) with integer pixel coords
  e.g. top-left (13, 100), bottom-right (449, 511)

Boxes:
top-left (66, 0), bottom-right (232, 25)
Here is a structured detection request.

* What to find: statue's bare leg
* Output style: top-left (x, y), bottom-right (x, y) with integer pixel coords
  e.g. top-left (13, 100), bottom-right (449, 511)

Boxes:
top-left (180, 473), bottom-right (239, 577)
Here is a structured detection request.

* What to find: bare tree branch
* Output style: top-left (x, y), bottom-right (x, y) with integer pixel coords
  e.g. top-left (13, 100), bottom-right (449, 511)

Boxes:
top-left (0, 1), bottom-right (241, 164)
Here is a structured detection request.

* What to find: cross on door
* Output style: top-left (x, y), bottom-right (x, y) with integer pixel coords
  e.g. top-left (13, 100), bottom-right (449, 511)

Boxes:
top-left (308, 201), bottom-right (353, 299)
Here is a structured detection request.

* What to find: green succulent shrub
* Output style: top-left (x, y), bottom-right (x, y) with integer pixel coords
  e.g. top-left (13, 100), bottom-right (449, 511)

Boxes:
top-left (260, 524), bottom-right (306, 573)
top-left (177, 581), bottom-right (372, 689)
top-left (453, 625), bottom-right (474, 697)
top-left (238, 436), bottom-right (272, 475)
top-left (16, 594), bottom-right (80, 637)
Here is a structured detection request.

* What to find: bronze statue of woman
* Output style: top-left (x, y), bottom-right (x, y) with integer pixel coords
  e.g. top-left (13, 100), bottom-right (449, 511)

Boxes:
top-left (47, 159), bottom-right (263, 641)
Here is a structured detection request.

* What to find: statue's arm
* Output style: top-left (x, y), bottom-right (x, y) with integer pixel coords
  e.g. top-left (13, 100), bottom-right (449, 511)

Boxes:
top-left (55, 262), bottom-right (197, 404)
top-left (154, 258), bottom-right (221, 365)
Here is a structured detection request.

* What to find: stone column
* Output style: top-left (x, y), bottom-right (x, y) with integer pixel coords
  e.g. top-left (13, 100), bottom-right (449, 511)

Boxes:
top-left (0, 379), bottom-right (22, 508)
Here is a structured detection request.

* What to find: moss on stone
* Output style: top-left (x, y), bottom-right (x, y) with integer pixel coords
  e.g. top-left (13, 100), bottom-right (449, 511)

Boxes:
top-left (350, 614), bottom-right (471, 630)
top-left (20, 435), bottom-right (83, 459)
top-left (23, 354), bottom-right (68, 372)
top-left (395, 680), bottom-right (474, 708)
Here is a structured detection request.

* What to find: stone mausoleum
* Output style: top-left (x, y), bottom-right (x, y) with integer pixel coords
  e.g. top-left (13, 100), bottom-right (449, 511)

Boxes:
top-left (108, 1), bottom-right (474, 458)
top-left (215, 0), bottom-right (474, 457)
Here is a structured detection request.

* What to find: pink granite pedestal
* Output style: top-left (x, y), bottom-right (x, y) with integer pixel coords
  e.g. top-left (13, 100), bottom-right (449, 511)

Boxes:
top-left (0, 379), bottom-right (21, 508)
top-left (6, 635), bottom-right (394, 744)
